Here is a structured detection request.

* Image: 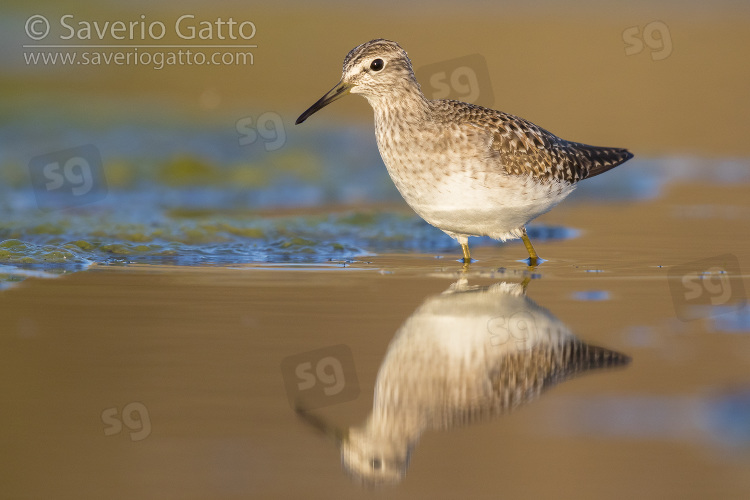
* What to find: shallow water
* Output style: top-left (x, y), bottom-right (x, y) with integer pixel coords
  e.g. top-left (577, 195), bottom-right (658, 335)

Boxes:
top-left (4, 0), bottom-right (750, 494)
top-left (1, 173), bottom-right (749, 498)
top-left (4, 0), bottom-right (750, 495)
top-left (0, 136), bottom-right (746, 276)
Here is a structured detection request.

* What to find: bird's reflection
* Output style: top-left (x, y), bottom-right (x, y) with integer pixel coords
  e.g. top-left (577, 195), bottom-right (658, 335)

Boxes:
top-left (298, 278), bottom-right (630, 486)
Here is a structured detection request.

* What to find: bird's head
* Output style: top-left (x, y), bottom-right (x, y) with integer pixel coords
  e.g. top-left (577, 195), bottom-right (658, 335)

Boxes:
top-left (296, 39), bottom-right (419, 124)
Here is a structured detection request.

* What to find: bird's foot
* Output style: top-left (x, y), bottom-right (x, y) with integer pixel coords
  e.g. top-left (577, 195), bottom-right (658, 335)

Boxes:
top-left (521, 255), bottom-right (546, 268)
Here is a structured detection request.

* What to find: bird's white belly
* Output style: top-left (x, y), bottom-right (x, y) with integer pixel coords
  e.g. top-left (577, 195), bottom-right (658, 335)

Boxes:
top-left (382, 157), bottom-right (574, 241)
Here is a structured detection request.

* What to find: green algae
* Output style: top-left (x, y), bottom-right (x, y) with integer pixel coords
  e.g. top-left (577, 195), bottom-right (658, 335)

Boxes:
top-left (215, 223), bottom-right (265, 239)
top-left (278, 237), bottom-right (318, 249)
top-left (0, 199), bottom-right (575, 271)
top-left (0, 239), bottom-right (27, 249)
top-left (69, 240), bottom-right (94, 250)
top-left (158, 155), bottom-right (222, 186)
top-left (339, 212), bottom-right (379, 227)
top-left (271, 150), bottom-right (324, 182)
top-left (29, 223), bottom-right (67, 235)
top-left (0, 240), bottom-right (82, 264)
top-left (227, 164), bottom-right (271, 188)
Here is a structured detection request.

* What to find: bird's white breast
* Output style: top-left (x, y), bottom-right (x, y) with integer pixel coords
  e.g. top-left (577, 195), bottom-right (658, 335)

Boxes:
top-left (374, 116), bottom-right (574, 241)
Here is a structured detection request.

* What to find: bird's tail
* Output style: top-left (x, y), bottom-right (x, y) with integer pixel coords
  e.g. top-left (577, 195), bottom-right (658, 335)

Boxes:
top-left (546, 340), bottom-right (631, 385)
top-left (569, 143), bottom-right (634, 179)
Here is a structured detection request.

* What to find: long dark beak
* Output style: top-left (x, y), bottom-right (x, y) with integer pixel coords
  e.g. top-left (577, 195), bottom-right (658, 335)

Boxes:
top-left (295, 406), bottom-right (349, 445)
top-left (295, 80), bottom-right (353, 125)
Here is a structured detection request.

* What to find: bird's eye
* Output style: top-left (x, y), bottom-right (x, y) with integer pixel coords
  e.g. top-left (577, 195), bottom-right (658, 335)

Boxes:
top-left (370, 59), bottom-right (384, 72)
top-left (370, 458), bottom-right (382, 470)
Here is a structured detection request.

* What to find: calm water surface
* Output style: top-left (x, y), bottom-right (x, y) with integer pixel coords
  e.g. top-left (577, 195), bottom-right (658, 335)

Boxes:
top-left (4, 2), bottom-right (750, 496)
top-left (1, 164), bottom-right (749, 498)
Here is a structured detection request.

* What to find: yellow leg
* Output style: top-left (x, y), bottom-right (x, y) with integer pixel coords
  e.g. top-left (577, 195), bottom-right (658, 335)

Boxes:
top-left (520, 275), bottom-right (532, 291)
top-left (521, 227), bottom-right (540, 266)
top-left (461, 242), bottom-right (471, 264)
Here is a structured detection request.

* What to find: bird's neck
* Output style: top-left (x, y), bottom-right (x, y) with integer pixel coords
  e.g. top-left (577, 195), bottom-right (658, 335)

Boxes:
top-left (367, 83), bottom-right (430, 126)
top-left (363, 406), bottom-right (423, 445)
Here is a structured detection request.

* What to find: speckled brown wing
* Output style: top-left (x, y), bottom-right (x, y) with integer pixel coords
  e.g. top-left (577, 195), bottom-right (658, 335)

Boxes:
top-left (435, 100), bottom-right (633, 183)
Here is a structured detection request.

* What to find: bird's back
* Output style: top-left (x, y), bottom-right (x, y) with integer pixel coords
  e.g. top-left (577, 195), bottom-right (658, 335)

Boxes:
top-left (429, 99), bottom-right (633, 184)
